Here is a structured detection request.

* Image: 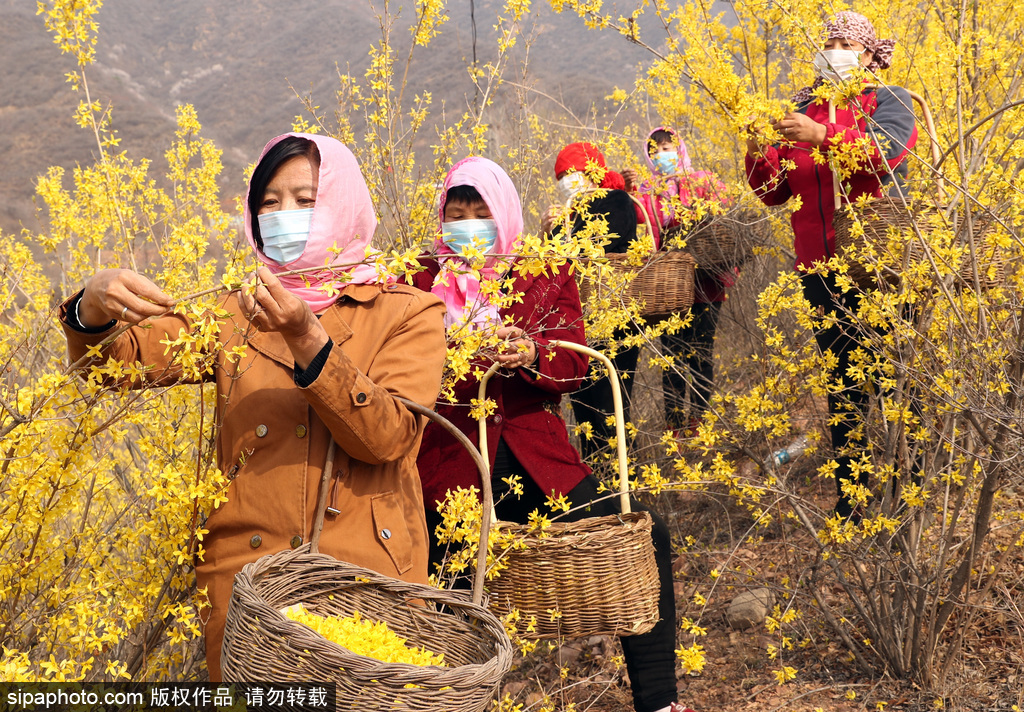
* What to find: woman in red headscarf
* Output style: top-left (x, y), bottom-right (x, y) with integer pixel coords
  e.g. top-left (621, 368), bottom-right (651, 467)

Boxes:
top-left (543, 141), bottom-right (645, 252)
top-left (744, 11), bottom-right (917, 518)
top-left (543, 142), bottom-right (645, 462)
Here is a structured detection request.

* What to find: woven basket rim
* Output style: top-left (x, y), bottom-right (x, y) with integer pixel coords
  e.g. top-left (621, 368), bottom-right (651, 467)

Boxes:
top-left (585, 250), bottom-right (696, 318)
top-left (229, 546), bottom-right (513, 679)
top-left (493, 510), bottom-right (652, 539)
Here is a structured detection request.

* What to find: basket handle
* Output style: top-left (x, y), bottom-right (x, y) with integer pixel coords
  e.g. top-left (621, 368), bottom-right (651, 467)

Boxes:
top-left (310, 440), bottom-right (338, 555)
top-left (309, 400), bottom-right (494, 608)
top-left (395, 397), bottom-right (494, 609)
top-left (626, 192), bottom-right (657, 246)
top-left (476, 340), bottom-right (632, 515)
top-left (829, 87), bottom-right (945, 212)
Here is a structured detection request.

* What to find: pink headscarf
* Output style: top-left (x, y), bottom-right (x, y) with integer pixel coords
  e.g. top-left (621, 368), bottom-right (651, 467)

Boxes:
top-left (643, 126), bottom-right (692, 174)
top-left (637, 126), bottom-right (729, 246)
top-left (243, 132), bottom-right (383, 312)
top-left (430, 157), bottom-right (524, 330)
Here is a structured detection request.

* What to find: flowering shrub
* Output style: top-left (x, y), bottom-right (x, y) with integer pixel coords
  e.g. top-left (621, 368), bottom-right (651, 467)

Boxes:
top-left (6, 0), bottom-right (1024, 704)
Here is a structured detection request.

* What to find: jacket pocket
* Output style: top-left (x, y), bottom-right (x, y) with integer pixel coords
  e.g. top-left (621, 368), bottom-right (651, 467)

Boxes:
top-left (370, 492), bottom-right (414, 575)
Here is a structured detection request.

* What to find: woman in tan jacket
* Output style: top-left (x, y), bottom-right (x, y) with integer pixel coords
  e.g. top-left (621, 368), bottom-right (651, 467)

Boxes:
top-left (60, 133), bottom-right (447, 680)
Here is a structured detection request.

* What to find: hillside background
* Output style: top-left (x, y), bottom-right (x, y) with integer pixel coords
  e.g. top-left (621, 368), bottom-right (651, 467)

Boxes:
top-left (0, 0), bottom-right (715, 235)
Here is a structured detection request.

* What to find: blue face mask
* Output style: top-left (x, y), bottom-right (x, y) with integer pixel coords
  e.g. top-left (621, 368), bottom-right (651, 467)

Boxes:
top-left (441, 219), bottom-right (498, 254)
top-left (257, 208), bottom-right (313, 265)
top-left (653, 151), bottom-right (678, 175)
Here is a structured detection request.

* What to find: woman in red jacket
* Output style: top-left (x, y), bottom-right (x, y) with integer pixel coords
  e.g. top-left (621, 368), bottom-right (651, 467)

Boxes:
top-left (414, 156), bottom-right (695, 712)
top-left (745, 11), bottom-right (917, 518)
top-left (625, 126), bottom-right (737, 437)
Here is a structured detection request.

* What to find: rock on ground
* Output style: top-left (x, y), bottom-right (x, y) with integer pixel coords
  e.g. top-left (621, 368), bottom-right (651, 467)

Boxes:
top-left (726, 588), bottom-right (775, 630)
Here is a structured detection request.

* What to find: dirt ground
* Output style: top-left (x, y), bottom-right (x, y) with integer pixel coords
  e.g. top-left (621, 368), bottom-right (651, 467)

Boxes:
top-left (496, 263), bottom-right (1024, 712)
top-left (496, 464), bottom-right (1024, 712)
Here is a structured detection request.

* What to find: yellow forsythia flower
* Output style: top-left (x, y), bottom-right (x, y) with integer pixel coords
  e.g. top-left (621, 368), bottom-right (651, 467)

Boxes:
top-left (283, 605), bottom-right (446, 667)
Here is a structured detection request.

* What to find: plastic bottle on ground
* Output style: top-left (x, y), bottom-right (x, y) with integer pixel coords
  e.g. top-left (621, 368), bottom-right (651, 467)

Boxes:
top-left (765, 434), bottom-right (810, 469)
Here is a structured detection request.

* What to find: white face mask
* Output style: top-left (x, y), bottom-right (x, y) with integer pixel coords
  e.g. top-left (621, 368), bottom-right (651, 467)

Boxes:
top-left (441, 219), bottom-right (498, 254)
top-left (813, 48), bottom-right (863, 82)
top-left (257, 207), bottom-right (313, 265)
top-left (558, 172), bottom-right (590, 200)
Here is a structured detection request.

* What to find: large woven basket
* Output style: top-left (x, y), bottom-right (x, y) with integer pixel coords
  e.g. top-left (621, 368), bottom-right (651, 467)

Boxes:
top-left (834, 198), bottom-right (945, 288)
top-left (831, 88), bottom-right (1002, 290)
top-left (222, 548), bottom-right (512, 709)
top-left (479, 341), bottom-right (661, 639)
top-left (221, 403), bottom-right (513, 711)
top-left (834, 198), bottom-right (1004, 290)
top-left (485, 511), bottom-right (659, 638)
top-left (662, 211), bottom-right (764, 271)
top-left (579, 250), bottom-right (696, 320)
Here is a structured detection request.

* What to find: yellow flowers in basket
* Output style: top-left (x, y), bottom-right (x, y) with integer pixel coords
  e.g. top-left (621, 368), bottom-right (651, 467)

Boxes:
top-left (282, 604), bottom-right (447, 667)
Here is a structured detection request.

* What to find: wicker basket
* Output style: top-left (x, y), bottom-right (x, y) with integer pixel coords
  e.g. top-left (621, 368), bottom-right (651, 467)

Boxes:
top-left (579, 250), bottom-right (696, 321)
top-left (479, 341), bottom-right (661, 639)
top-left (221, 404), bottom-right (513, 710)
top-left (830, 88), bottom-right (1003, 291)
top-left (834, 198), bottom-right (1005, 291)
top-left (484, 511), bottom-right (660, 638)
top-left (662, 211), bottom-right (764, 271)
top-left (222, 548), bottom-right (512, 709)
top-left (834, 198), bottom-right (945, 288)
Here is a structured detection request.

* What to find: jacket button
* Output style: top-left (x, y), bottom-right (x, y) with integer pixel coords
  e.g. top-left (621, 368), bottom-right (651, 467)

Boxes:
top-left (290, 535), bottom-right (303, 548)
top-left (295, 425), bottom-right (307, 438)
top-left (380, 528), bottom-right (392, 540)
top-left (356, 392), bottom-right (367, 404)
top-left (491, 414), bottom-right (503, 425)
top-left (249, 535), bottom-right (262, 549)
top-left (255, 424), bottom-right (268, 438)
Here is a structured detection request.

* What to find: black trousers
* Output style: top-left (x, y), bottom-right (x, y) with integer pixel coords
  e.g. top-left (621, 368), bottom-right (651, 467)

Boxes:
top-left (570, 337), bottom-right (640, 462)
top-left (661, 300), bottom-right (722, 429)
top-left (801, 272), bottom-right (872, 512)
top-left (426, 440), bottom-right (679, 712)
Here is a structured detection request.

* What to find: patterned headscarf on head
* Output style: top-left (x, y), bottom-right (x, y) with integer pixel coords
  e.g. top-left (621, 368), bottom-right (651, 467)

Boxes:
top-left (792, 11), bottom-right (896, 105)
top-left (826, 11), bottom-right (896, 71)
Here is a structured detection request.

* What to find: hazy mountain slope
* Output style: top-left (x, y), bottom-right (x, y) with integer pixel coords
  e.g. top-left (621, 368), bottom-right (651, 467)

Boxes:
top-left (1, 0), bottom-right (662, 234)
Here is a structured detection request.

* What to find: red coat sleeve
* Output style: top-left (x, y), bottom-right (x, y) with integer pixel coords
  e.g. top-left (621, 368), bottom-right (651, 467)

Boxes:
top-left (513, 268), bottom-right (589, 395)
top-left (745, 147), bottom-right (794, 207)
